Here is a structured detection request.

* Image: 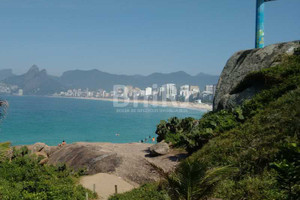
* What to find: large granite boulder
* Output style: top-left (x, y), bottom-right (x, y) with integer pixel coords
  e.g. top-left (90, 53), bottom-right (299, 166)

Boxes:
top-left (213, 41), bottom-right (300, 111)
top-left (48, 143), bottom-right (122, 174)
top-left (149, 142), bottom-right (169, 156)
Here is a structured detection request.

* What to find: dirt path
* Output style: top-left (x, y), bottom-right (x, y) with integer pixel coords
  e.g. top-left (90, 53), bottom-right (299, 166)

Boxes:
top-left (80, 173), bottom-right (135, 200)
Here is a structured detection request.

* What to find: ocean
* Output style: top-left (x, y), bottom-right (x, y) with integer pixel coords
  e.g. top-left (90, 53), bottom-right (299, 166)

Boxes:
top-left (0, 95), bottom-right (205, 146)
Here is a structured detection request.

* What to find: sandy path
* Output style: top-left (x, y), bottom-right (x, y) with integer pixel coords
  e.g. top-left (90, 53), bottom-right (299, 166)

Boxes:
top-left (80, 173), bottom-right (135, 200)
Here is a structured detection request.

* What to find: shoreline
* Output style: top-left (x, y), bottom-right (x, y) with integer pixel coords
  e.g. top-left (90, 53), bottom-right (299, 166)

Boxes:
top-left (50, 96), bottom-right (212, 111)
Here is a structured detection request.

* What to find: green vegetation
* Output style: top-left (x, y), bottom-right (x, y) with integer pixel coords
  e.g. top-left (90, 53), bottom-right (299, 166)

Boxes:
top-left (0, 145), bottom-right (97, 200)
top-left (109, 183), bottom-right (169, 200)
top-left (165, 160), bottom-right (237, 200)
top-left (113, 55), bottom-right (300, 199)
top-left (0, 142), bottom-right (10, 162)
top-left (156, 108), bottom-right (240, 153)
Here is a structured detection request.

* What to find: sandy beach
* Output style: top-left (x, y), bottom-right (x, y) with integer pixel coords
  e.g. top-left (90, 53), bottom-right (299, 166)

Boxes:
top-left (51, 96), bottom-right (212, 111)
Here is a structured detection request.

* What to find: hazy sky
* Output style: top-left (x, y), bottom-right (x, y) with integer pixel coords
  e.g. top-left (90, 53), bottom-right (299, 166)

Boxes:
top-left (0, 0), bottom-right (299, 76)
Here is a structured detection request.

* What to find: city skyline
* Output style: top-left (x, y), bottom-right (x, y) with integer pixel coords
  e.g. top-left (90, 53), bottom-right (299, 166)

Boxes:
top-left (53, 83), bottom-right (216, 103)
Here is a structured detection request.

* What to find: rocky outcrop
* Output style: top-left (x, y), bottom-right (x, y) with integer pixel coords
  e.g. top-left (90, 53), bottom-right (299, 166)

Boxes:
top-left (47, 142), bottom-right (186, 185)
top-left (48, 143), bottom-right (122, 174)
top-left (213, 41), bottom-right (300, 111)
top-left (149, 142), bottom-right (169, 156)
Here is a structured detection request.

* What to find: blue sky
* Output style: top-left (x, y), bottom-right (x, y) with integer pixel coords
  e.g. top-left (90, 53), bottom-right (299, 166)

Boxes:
top-left (0, 0), bottom-right (299, 76)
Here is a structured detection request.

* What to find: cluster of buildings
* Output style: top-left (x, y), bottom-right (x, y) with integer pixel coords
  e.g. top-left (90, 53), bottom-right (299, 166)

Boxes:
top-left (55, 84), bottom-right (217, 103)
top-left (0, 83), bottom-right (23, 96)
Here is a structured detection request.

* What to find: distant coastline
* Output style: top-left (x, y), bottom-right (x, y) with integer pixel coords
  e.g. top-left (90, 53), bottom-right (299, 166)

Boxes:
top-left (50, 96), bottom-right (212, 111)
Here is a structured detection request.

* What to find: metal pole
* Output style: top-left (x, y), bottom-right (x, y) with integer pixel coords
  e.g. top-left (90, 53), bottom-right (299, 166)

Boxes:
top-left (93, 184), bottom-right (96, 194)
top-left (85, 192), bottom-right (88, 200)
top-left (255, 0), bottom-right (265, 48)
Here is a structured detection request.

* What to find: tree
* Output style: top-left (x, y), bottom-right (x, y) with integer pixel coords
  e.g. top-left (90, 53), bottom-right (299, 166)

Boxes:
top-left (166, 159), bottom-right (237, 200)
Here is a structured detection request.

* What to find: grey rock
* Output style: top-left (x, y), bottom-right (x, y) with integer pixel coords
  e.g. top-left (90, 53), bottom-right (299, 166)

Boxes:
top-left (44, 145), bottom-right (58, 157)
top-left (32, 142), bottom-right (46, 153)
top-left (149, 142), bottom-right (169, 156)
top-left (214, 41), bottom-right (300, 111)
top-left (48, 143), bottom-right (122, 174)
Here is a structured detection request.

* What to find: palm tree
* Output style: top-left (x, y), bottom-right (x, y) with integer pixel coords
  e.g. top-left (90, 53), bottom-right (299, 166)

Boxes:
top-left (166, 159), bottom-right (237, 200)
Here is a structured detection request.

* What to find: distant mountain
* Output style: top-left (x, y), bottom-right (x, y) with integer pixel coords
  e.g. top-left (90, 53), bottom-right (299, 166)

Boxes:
top-left (0, 69), bottom-right (15, 81)
top-left (60, 69), bottom-right (219, 91)
top-left (3, 65), bottom-right (64, 95)
top-left (1, 66), bottom-right (219, 95)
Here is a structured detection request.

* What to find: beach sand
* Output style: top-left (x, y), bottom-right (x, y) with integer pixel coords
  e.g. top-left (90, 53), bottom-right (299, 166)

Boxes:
top-left (51, 96), bottom-right (212, 111)
top-left (80, 173), bottom-right (135, 200)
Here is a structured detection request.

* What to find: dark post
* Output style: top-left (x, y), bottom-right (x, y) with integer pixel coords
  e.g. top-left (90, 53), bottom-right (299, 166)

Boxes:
top-left (115, 185), bottom-right (118, 194)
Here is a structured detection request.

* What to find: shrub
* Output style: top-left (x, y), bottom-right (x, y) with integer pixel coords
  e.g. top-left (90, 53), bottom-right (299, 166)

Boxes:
top-left (0, 145), bottom-right (97, 200)
top-left (108, 183), bottom-right (169, 200)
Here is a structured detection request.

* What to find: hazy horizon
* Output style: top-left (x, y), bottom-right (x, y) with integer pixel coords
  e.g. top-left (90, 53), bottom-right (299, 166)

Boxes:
top-left (2, 65), bottom-right (220, 77)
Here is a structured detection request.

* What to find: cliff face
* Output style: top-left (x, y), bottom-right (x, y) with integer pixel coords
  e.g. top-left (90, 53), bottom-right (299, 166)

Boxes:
top-left (213, 41), bottom-right (300, 111)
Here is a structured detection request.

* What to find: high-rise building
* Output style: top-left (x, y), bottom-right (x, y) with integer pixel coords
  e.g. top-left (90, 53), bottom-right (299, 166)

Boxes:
top-left (145, 87), bottom-right (152, 96)
top-left (205, 85), bottom-right (217, 95)
top-left (180, 85), bottom-right (190, 99)
top-left (162, 84), bottom-right (177, 100)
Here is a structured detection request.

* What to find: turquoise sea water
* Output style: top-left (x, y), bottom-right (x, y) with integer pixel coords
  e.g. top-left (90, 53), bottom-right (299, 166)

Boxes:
top-left (0, 96), bottom-right (205, 146)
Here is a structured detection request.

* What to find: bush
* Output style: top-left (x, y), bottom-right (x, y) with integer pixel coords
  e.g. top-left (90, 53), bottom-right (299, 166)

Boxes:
top-left (0, 142), bottom-right (10, 162)
top-left (108, 183), bottom-right (169, 200)
top-left (0, 145), bottom-right (97, 200)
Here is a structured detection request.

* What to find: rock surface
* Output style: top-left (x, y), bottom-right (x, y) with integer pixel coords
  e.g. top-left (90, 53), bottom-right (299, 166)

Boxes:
top-left (149, 142), bottom-right (169, 156)
top-left (43, 145), bottom-right (58, 157)
top-left (47, 142), bottom-right (186, 185)
top-left (213, 41), bottom-right (300, 111)
top-left (32, 142), bottom-right (46, 153)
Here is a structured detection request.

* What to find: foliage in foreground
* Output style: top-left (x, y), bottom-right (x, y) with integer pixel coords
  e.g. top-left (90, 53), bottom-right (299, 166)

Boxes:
top-left (165, 160), bottom-right (237, 200)
top-left (0, 146), bottom-right (97, 200)
top-left (0, 142), bottom-right (10, 162)
top-left (109, 183), bottom-right (169, 200)
top-left (116, 55), bottom-right (300, 199)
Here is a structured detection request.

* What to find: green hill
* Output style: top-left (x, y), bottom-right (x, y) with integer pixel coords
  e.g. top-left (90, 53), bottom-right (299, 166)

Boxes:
top-left (109, 55), bottom-right (300, 200)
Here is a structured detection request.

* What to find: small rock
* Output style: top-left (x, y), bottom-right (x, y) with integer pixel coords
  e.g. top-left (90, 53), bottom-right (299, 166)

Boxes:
top-left (32, 142), bottom-right (46, 153)
top-left (149, 142), bottom-right (169, 156)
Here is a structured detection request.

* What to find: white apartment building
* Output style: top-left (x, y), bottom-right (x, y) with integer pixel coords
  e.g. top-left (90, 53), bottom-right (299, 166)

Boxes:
top-left (145, 87), bottom-right (152, 96)
top-left (179, 85), bottom-right (190, 99)
top-left (162, 84), bottom-right (177, 100)
top-left (205, 85), bottom-right (216, 95)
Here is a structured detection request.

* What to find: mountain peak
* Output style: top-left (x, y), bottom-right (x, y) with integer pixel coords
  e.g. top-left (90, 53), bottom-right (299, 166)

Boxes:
top-left (27, 65), bottom-right (40, 74)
